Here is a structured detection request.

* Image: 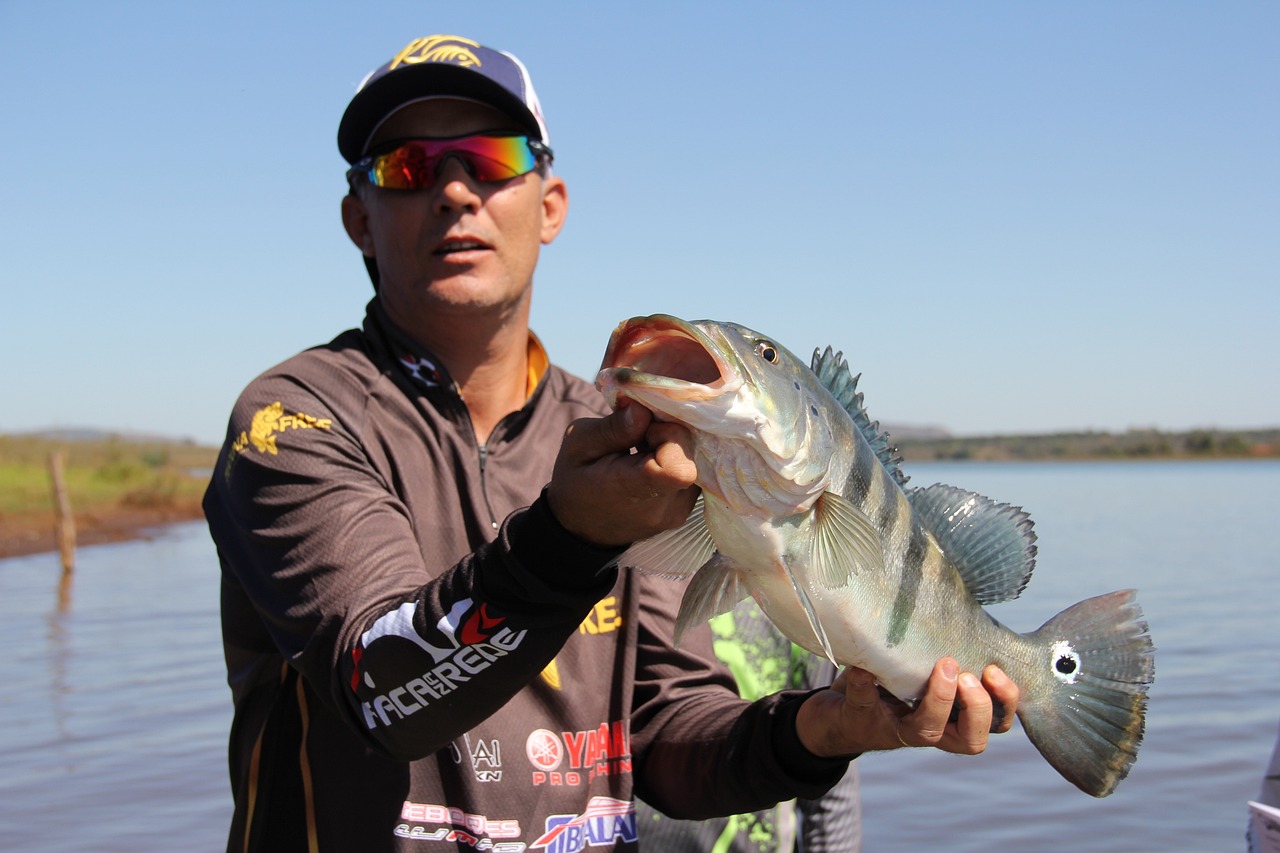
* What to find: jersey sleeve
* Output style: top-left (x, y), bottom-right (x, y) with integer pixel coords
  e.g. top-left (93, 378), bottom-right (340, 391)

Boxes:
top-left (206, 372), bottom-right (621, 761)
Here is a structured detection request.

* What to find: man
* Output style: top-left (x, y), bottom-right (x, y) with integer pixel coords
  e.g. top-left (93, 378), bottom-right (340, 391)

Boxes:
top-left (204, 33), bottom-right (1018, 852)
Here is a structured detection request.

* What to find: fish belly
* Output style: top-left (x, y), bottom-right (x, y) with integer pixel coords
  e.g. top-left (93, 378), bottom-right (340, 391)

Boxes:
top-left (748, 546), bottom-right (1025, 704)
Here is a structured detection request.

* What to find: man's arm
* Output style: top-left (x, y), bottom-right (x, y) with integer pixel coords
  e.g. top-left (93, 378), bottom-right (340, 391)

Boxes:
top-left (209, 385), bottom-right (698, 762)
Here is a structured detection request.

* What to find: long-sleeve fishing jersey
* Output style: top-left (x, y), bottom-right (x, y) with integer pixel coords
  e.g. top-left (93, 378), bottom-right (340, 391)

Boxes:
top-left (203, 300), bottom-right (849, 853)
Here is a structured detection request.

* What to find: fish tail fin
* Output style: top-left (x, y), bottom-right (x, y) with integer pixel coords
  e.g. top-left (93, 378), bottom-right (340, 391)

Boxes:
top-left (1018, 589), bottom-right (1155, 797)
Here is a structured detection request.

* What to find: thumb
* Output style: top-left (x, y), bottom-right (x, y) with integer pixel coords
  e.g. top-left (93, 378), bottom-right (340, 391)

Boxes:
top-left (564, 402), bottom-right (651, 464)
top-left (840, 666), bottom-right (883, 713)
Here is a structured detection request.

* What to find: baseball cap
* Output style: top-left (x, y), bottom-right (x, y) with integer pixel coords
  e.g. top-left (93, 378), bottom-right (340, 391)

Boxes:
top-left (338, 34), bottom-right (550, 164)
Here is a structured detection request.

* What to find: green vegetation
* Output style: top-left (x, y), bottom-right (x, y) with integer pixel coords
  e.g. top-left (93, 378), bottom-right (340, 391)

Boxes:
top-left (895, 427), bottom-right (1280, 463)
top-left (0, 434), bottom-right (217, 516)
top-left (1, 426), bottom-right (1274, 516)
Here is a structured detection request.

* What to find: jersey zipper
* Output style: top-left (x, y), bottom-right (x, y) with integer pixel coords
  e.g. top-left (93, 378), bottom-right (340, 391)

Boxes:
top-left (477, 443), bottom-right (500, 533)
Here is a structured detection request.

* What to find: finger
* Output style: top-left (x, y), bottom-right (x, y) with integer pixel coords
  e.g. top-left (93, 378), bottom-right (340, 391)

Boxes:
top-left (902, 658), bottom-right (959, 745)
top-left (562, 404), bottom-right (651, 464)
top-left (948, 671), bottom-right (994, 754)
top-left (982, 665), bottom-right (1019, 734)
top-left (645, 422), bottom-right (698, 487)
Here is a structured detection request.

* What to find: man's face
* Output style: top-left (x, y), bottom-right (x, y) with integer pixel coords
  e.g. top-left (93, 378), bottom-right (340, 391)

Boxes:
top-left (342, 98), bottom-right (568, 332)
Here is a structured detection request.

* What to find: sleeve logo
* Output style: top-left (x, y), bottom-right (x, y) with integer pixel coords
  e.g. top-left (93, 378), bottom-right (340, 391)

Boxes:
top-left (222, 401), bottom-right (332, 480)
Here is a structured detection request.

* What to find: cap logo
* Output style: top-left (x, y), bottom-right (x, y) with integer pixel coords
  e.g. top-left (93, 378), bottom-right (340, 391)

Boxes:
top-left (389, 35), bottom-right (482, 72)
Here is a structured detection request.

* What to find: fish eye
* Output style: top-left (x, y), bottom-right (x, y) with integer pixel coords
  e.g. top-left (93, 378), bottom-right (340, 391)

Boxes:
top-left (756, 342), bottom-right (779, 364)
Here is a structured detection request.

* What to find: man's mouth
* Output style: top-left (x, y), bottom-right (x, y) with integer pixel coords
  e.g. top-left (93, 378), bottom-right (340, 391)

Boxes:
top-left (435, 238), bottom-right (490, 255)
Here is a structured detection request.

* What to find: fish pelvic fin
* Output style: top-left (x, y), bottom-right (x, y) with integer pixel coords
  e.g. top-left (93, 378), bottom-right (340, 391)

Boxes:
top-left (807, 491), bottom-right (885, 589)
top-left (810, 346), bottom-right (909, 488)
top-left (781, 555), bottom-right (838, 667)
top-left (674, 554), bottom-right (751, 647)
top-left (908, 483), bottom-right (1037, 605)
top-left (1018, 589), bottom-right (1155, 797)
top-left (617, 496), bottom-right (715, 580)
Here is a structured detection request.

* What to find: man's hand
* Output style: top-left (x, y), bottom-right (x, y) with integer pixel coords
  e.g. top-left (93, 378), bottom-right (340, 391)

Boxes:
top-left (795, 659), bottom-right (1020, 757)
top-left (546, 401), bottom-right (700, 547)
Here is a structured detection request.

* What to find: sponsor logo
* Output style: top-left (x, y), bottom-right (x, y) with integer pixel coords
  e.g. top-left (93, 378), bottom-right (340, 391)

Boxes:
top-left (399, 352), bottom-right (445, 388)
top-left (531, 797), bottom-right (637, 852)
top-left (222, 401), bottom-right (332, 480)
top-left (577, 596), bottom-right (622, 636)
top-left (525, 722), bottom-right (632, 787)
top-left (390, 35), bottom-right (482, 72)
top-left (355, 598), bottom-right (529, 730)
top-left (539, 658), bottom-right (561, 690)
top-left (396, 800), bottom-right (524, 850)
top-left (450, 733), bottom-right (504, 783)
top-left (537, 597), bottom-right (623, 691)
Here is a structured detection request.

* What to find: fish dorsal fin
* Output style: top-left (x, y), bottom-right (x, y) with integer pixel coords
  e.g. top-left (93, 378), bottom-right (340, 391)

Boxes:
top-left (673, 554), bottom-right (752, 647)
top-left (804, 490), bottom-right (885, 588)
top-left (907, 483), bottom-right (1038, 604)
top-left (617, 496), bottom-right (715, 580)
top-left (810, 347), bottom-right (909, 488)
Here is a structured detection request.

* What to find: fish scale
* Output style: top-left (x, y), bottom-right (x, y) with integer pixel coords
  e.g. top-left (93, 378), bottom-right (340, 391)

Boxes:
top-left (597, 314), bottom-right (1155, 798)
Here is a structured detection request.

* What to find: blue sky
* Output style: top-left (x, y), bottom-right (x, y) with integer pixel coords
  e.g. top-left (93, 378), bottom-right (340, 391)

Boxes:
top-left (2, 2), bottom-right (1275, 446)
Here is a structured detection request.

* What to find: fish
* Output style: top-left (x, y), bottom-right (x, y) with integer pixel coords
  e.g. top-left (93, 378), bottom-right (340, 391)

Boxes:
top-left (595, 314), bottom-right (1155, 798)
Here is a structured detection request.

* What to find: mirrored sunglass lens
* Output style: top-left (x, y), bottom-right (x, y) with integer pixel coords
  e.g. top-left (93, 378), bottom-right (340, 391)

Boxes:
top-left (371, 144), bottom-right (432, 189)
top-left (368, 136), bottom-right (536, 189)
top-left (459, 136), bottom-right (537, 180)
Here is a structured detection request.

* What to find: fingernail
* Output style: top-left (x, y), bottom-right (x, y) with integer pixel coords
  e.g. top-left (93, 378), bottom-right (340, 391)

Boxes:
top-left (941, 659), bottom-right (959, 680)
top-left (960, 673), bottom-right (980, 690)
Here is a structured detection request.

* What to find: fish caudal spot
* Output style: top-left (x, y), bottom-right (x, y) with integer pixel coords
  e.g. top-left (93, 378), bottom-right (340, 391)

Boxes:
top-left (1049, 639), bottom-right (1081, 684)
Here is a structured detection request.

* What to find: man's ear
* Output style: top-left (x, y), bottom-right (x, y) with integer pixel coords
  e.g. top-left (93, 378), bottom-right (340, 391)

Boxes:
top-left (341, 193), bottom-right (376, 256)
top-left (539, 175), bottom-right (569, 245)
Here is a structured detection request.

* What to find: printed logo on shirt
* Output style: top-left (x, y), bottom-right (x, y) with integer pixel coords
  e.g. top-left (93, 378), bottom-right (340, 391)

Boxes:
top-left (395, 799), bottom-right (524, 851)
top-left (577, 596), bottom-right (622, 636)
top-left (398, 352), bottom-right (446, 389)
top-left (450, 732), bottom-right (504, 782)
top-left (539, 658), bottom-right (561, 690)
top-left (354, 598), bottom-right (529, 730)
top-left (530, 797), bottom-right (637, 852)
top-left (221, 401), bottom-right (332, 481)
top-left (525, 721), bottom-right (632, 787)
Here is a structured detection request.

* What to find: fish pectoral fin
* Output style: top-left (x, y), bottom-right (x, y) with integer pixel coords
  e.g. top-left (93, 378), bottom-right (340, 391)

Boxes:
top-left (907, 483), bottom-right (1037, 604)
top-left (617, 496), bottom-right (715, 580)
top-left (673, 554), bottom-right (751, 647)
top-left (782, 558), bottom-right (838, 667)
top-left (808, 491), bottom-right (885, 589)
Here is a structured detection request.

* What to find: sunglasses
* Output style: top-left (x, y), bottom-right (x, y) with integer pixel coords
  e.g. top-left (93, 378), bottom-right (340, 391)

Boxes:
top-left (347, 133), bottom-right (553, 190)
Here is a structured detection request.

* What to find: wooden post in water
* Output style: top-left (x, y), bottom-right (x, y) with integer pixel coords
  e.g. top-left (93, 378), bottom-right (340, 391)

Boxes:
top-left (49, 450), bottom-right (76, 578)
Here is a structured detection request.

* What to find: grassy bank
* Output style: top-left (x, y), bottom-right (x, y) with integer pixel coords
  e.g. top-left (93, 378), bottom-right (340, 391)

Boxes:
top-left (0, 435), bottom-right (217, 558)
top-left (4, 425), bottom-right (1276, 559)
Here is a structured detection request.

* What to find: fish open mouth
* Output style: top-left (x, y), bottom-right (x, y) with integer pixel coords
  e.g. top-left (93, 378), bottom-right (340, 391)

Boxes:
top-left (595, 314), bottom-right (731, 407)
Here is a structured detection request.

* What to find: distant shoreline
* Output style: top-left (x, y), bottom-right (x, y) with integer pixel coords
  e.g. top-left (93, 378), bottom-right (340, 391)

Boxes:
top-left (5, 452), bottom-right (1277, 562)
top-left (0, 503), bottom-right (206, 561)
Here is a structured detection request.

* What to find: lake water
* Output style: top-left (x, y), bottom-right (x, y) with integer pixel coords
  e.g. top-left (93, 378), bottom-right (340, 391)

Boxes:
top-left (0, 460), bottom-right (1275, 851)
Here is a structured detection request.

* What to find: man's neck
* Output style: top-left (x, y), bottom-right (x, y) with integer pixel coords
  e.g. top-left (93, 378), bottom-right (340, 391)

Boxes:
top-left (404, 307), bottom-right (532, 444)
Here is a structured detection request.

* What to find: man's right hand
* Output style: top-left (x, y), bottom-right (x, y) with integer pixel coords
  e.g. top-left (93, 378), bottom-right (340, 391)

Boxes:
top-left (546, 401), bottom-right (700, 547)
